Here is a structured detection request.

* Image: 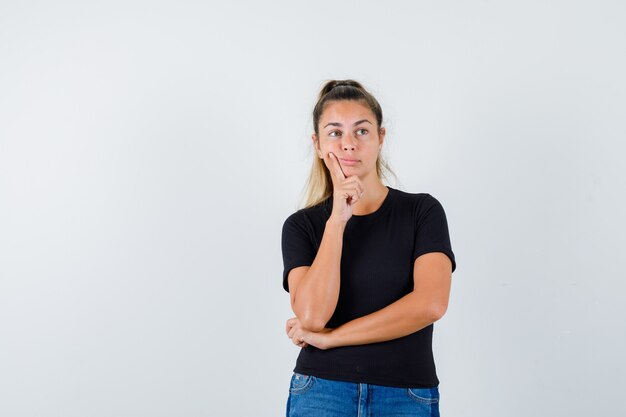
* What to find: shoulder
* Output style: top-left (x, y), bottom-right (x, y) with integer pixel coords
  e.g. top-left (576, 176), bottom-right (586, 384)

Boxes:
top-left (389, 187), bottom-right (443, 211)
top-left (282, 198), bottom-right (331, 231)
top-left (387, 188), bottom-right (451, 229)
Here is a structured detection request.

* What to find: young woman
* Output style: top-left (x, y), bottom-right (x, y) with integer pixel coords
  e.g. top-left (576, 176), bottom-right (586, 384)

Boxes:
top-left (281, 80), bottom-right (456, 416)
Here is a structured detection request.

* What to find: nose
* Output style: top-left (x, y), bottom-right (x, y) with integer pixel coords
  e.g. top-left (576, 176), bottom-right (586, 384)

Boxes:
top-left (341, 132), bottom-right (356, 151)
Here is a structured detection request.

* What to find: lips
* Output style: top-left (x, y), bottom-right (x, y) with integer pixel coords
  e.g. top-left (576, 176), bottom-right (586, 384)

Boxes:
top-left (339, 158), bottom-right (360, 166)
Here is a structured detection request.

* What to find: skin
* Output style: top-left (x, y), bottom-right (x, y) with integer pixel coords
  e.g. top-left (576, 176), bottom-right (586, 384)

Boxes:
top-left (316, 99), bottom-right (389, 218)
top-left (285, 99), bottom-right (452, 350)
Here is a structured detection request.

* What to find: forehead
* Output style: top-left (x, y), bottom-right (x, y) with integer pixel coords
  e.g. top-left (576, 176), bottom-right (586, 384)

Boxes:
top-left (319, 100), bottom-right (375, 126)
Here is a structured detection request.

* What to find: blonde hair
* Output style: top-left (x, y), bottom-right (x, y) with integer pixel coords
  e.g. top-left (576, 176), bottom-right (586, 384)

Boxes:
top-left (300, 80), bottom-right (398, 209)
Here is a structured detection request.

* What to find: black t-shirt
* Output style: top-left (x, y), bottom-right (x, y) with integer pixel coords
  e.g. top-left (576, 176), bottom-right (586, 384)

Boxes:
top-left (281, 186), bottom-right (456, 388)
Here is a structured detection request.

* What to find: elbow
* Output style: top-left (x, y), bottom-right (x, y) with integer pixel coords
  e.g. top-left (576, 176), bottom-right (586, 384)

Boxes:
top-left (292, 298), bottom-right (331, 332)
top-left (300, 314), bottom-right (327, 332)
top-left (429, 303), bottom-right (448, 322)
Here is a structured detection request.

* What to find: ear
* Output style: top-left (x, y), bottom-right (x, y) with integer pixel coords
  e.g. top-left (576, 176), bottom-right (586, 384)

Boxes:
top-left (378, 127), bottom-right (386, 149)
top-left (312, 133), bottom-right (322, 158)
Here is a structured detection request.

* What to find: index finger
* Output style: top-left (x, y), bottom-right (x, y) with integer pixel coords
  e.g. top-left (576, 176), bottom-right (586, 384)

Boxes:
top-left (328, 152), bottom-right (346, 180)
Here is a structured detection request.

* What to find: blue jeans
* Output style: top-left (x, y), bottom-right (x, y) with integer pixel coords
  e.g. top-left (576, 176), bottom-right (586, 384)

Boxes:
top-left (286, 372), bottom-right (440, 417)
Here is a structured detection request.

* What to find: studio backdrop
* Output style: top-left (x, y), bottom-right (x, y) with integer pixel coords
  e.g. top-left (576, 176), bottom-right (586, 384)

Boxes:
top-left (1, 1), bottom-right (624, 416)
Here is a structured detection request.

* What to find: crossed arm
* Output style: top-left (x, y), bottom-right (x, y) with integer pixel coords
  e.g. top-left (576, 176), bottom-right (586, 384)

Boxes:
top-left (286, 251), bottom-right (452, 350)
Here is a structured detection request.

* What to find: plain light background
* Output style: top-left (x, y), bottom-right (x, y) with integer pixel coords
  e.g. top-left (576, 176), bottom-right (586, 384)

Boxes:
top-left (1, 1), bottom-right (625, 416)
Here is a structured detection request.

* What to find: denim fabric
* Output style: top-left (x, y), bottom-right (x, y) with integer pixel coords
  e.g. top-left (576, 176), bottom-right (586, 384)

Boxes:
top-left (286, 373), bottom-right (440, 417)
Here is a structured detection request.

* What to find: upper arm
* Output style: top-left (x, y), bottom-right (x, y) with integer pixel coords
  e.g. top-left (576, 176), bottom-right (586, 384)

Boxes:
top-left (287, 265), bottom-right (310, 309)
top-left (411, 195), bottom-right (456, 319)
top-left (412, 194), bottom-right (456, 273)
top-left (281, 213), bottom-right (316, 293)
top-left (413, 252), bottom-right (452, 320)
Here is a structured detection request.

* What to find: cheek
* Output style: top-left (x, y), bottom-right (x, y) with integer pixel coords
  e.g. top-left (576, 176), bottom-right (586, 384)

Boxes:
top-left (320, 142), bottom-right (339, 153)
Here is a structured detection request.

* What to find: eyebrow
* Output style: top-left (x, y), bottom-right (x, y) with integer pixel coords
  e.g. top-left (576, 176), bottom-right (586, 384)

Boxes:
top-left (323, 119), bottom-right (373, 129)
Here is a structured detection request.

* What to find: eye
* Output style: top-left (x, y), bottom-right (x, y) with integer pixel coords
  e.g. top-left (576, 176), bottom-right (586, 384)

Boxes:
top-left (356, 128), bottom-right (368, 136)
top-left (328, 130), bottom-right (342, 138)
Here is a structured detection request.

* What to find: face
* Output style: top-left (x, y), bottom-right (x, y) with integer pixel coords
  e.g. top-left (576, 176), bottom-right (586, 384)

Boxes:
top-left (312, 100), bottom-right (385, 180)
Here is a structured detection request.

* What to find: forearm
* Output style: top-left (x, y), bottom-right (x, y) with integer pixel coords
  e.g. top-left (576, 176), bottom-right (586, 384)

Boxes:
top-left (293, 218), bottom-right (345, 330)
top-left (328, 291), bottom-right (442, 348)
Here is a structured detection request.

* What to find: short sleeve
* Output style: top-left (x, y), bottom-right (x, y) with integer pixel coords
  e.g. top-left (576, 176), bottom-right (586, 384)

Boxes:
top-left (413, 195), bottom-right (457, 273)
top-left (281, 213), bottom-right (317, 292)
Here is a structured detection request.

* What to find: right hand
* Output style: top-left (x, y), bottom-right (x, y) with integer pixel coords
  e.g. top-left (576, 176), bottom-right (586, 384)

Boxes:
top-left (325, 152), bottom-right (364, 223)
